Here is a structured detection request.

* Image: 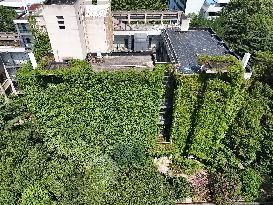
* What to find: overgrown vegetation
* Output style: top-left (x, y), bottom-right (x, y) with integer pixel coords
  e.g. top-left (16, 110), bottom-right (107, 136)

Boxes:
top-left (111, 0), bottom-right (168, 11)
top-left (181, 0), bottom-right (273, 203)
top-left (28, 16), bottom-right (51, 62)
top-left (169, 53), bottom-right (273, 203)
top-left (0, 6), bottom-right (17, 32)
top-left (1, 0), bottom-right (273, 204)
top-left (1, 63), bottom-right (185, 204)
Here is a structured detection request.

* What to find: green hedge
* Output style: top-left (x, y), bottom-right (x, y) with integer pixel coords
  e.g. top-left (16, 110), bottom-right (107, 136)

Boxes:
top-left (189, 56), bottom-right (245, 161)
top-left (170, 74), bottom-right (205, 154)
top-left (17, 62), bottom-right (164, 159)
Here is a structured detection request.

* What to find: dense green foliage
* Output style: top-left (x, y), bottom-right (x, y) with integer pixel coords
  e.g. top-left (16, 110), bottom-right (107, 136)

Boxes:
top-left (220, 0), bottom-right (273, 54)
top-left (28, 16), bottom-right (51, 62)
top-left (2, 0), bottom-right (273, 203)
top-left (111, 0), bottom-right (168, 11)
top-left (189, 56), bottom-right (245, 161)
top-left (170, 74), bottom-right (204, 153)
top-left (0, 63), bottom-right (180, 204)
top-left (189, 13), bottom-right (224, 36)
top-left (0, 6), bottom-right (17, 32)
top-left (191, 0), bottom-right (273, 55)
top-left (171, 56), bottom-right (245, 162)
top-left (169, 55), bottom-right (273, 203)
top-left (17, 61), bottom-right (164, 155)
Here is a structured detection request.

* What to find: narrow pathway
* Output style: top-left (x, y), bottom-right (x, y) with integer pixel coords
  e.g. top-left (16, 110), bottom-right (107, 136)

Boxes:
top-left (158, 69), bottom-right (175, 143)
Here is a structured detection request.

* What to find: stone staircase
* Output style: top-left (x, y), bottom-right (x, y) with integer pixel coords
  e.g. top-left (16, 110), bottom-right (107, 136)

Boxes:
top-left (158, 69), bottom-right (175, 143)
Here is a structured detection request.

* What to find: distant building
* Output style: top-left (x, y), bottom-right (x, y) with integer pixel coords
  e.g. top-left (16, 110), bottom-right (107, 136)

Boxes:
top-left (0, 0), bottom-right (44, 14)
top-left (201, 0), bottom-right (230, 19)
top-left (13, 19), bottom-right (33, 49)
top-left (42, 0), bottom-right (113, 62)
top-left (0, 32), bottom-right (30, 95)
top-left (112, 11), bottom-right (190, 53)
top-left (169, 0), bottom-right (205, 15)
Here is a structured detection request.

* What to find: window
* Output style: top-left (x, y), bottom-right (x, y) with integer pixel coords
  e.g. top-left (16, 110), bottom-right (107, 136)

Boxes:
top-left (26, 38), bottom-right (31, 43)
top-left (58, 21), bottom-right (64, 24)
top-left (208, 12), bottom-right (218, 16)
top-left (59, 26), bottom-right (65, 29)
top-left (56, 16), bottom-right (64, 19)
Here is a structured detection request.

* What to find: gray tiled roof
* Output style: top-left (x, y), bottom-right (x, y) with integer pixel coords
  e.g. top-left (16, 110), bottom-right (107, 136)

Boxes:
top-left (163, 28), bottom-right (231, 73)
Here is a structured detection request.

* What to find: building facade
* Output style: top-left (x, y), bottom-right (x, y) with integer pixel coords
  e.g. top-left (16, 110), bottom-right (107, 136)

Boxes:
top-left (0, 32), bottom-right (29, 95)
top-left (201, 0), bottom-right (230, 19)
top-left (169, 0), bottom-right (205, 15)
top-left (42, 0), bottom-right (113, 62)
top-left (14, 19), bottom-right (33, 49)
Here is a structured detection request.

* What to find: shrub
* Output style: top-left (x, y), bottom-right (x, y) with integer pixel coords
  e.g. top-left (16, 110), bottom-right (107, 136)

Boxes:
top-left (167, 176), bottom-right (192, 200)
top-left (240, 168), bottom-right (262, 201)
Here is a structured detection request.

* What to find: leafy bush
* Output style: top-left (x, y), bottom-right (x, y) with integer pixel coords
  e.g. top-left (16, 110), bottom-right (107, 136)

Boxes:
top-left (211, 168), bottom-right (242, 205)
top-left (224, 82), bottom-right (272, 165)
top-left (110, 143), bottom-right (146, 168)
top-left (167, 176), bottom-right (192, 200)
top-left (0, 6), bottom-right (16, 32)
top-left (240, 168), bottom-right (262, 201)
top-left (21, 183), bottom-right (56, 205)
top-left (170, 74), bottom-right (205, 154)
top-left (171, 156), bottom-right (203, 175)
top-left (28, 16), bottom-right (51, 62)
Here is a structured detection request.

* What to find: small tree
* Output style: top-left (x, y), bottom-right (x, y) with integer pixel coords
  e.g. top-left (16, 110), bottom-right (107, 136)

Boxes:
top-left (28, 16), bottom-right (51, 62)
top-left (219, 0), bottom-right (273, 54)
top-left (0, 6), bottom-right (16, 32)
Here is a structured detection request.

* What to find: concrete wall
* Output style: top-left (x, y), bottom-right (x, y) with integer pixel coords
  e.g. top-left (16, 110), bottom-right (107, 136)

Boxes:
top-left (185, 0), bottom-right (205, 14)
top-left (84, 3), bottom-right (113, 53)
top-left (42, 4), bottom-right (87, 62)
top-left (42, 0), bottom-right (113, 61)
top-left (74, 0), bottom-right (89, 55)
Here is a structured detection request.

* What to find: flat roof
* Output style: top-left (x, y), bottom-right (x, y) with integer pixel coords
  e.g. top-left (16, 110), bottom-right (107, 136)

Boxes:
top-left (90, 52), bottom-right (154, 72)
top-left (44, 0), bottom-right (77, 5)
top-left (163, 28), bottom-right (232, 73)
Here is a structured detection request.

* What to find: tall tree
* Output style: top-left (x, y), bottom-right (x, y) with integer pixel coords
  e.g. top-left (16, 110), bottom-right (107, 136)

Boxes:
top-left (219, 0), bottom-right (273, 55)
top-left (0, 6), bottom-right (17, 32)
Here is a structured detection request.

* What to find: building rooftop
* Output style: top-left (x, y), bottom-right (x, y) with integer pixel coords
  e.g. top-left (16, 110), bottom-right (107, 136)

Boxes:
top-left (163, 28), bottom-right (233, 73)
top-left (89, 52), bottom-right (154, 72)
top-left (18, 3), bottom-right (41, 12)
top-left (44, 0), bottom-right (77, 5)
top-left (0, 32), bottom-right (20, 47)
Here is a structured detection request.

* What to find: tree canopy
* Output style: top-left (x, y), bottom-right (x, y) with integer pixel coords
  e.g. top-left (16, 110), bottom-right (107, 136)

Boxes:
top-left (190, 0), bottom-right (273, 55)
top-left (220, 0), bottom-right (273, 55)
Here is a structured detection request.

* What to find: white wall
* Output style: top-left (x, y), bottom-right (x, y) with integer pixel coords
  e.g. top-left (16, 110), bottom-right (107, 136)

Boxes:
top-left (0, 0), bottom-right (45, 8)
top-left (185, 0), bottom-right (205, 14)
top-left (84, 3), bottom-right (112, 53)
top-left (42, 4), bottom-right (87, 62)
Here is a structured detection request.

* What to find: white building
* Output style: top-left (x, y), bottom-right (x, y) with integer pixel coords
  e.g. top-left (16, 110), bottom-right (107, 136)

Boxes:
top-left (0, 33), bottom-right (29, 95)
top-left (201, 0), bottom-right (230, 19)
top-left (169, 0), bottom-right (205, 15)
top-left (0, 0), bottom-right (45, 14)
top-left (42, 0), bottom-right (113, 62)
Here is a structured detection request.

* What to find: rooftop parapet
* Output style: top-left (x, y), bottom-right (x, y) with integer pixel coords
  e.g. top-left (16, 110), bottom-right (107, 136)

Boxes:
top-left (0, 32), bottom-right (20, 47)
